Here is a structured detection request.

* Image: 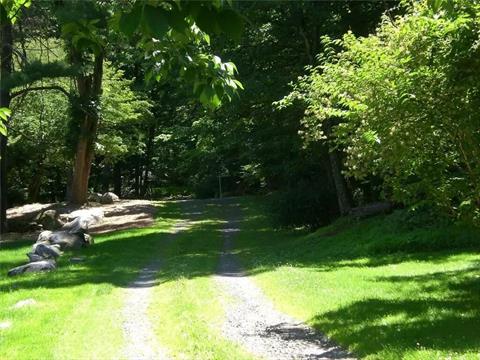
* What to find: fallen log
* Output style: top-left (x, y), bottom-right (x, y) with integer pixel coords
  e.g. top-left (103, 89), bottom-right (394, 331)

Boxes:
top-left (350, 202), bottom-right (393, 218)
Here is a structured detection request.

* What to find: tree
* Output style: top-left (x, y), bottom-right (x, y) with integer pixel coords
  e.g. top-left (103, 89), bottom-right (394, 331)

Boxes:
top-left (297, 0), bottom-right (480, 222)
top-left (0, 0), bottom-right (31, 233)
top-left (53, 0), bottom-right (244, 204)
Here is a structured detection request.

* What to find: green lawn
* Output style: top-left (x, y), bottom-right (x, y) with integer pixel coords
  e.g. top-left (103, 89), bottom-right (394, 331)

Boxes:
top-left (0, 202), bottom-right (180, 360)
top-left (234, 197), bottom-right (480, 359)
top-left (0, 200), bottom-right (252, 360)
top-left (1, 197), bottom-right (479, 360)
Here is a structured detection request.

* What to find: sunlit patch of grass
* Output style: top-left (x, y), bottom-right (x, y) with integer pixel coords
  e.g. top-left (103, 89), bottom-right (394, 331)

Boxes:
top-left (234, 197), bottom-right (480, 360)
top-left (0, 201), bottom-right (181, 360)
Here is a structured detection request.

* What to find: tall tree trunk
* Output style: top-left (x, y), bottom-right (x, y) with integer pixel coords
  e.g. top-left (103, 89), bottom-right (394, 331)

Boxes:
top-left (134, 162), bottom-right (140, 197)
top-left (327, 149), bottom-right (351, 215)
top-left (102, 165), bottom-right (111, 193)
top-left (141, 124), bottom-right (155, 197)
top-left (69, 52), bottom-right (103, 205)
top-left (0, 20), bottom-right (12, 234)
top-left (113, 162), bottom-right (122, 196)
top-left (28, 173), bottom-right (42, 202)
top-left (324, 120), bottom-right (352, 215)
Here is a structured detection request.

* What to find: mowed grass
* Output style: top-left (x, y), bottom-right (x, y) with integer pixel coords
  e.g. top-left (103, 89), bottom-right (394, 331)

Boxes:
top-left (0, 202), bottom-right (181, 360)
top-left (149, 200), bottom-right (253, 360)
top-left (234, 197), bottom-right (480, 360)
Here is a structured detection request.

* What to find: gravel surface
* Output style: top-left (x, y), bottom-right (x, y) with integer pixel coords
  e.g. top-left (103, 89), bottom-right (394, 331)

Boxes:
top-left (215, 200), bottom-right (355, 360)
top-left (122, 218), bottom-right (192, 360)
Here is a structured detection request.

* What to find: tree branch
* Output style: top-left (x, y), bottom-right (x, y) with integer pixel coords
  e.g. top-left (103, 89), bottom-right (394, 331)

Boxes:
top-left (10, 85), bottom-right (70, 99)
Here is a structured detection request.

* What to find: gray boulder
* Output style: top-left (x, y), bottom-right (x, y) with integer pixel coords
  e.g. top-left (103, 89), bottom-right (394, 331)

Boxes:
top-left (37, 230), bottom-right (53, 243)
top-left (62, 208), bottom-right (104, 233)
top-left (35, 209), bottom-right (64, 230)
top-left (88, 192), bottom-right (103, 203)
top-left (33, 243), bottom-right (62, 259)
top-left (49, 231), bottom-right (89, 250)
top-left (8, 260), bottom-right (56, 276)
top-left (100, 192), bottom-right (119, 204)
top-left (27, 253), bottom-right (44, 262)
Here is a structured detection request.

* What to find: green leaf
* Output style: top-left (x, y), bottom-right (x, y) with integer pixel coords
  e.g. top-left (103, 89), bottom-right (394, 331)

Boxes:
top-left (119, 4), bottom-right (143, 37)
top-left (217, 9), bottom-right (243, 42)
top-left (167, 8), bottom-right (188, 32)
top-left (0, 120), bottom-right (6, 136)
top-left (0, 107), bottom-right (10, 136)
top-left (194, 6), bottom-right (220, 34)
top-left (144, 5), bottom-right (169, 39)
top-left (233, 79), bottom-right (244, 90)
top-left (0, 107), bottom-right (11, 121)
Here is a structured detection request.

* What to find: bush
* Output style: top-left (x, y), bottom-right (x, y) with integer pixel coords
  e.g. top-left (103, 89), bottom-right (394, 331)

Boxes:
top-left (269, 180), bottom-right (338, 229)
top-left (289, 0), bottom-right (480, 223)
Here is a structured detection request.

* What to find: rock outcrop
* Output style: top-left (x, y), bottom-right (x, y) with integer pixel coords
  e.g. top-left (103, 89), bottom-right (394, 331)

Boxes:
top-left (7, 209), bottom-right (103, 276)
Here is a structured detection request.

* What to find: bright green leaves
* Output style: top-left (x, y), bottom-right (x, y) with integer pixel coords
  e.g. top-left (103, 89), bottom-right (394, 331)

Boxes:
top-left (119, 3), bottom-right (143, 37)
top-left (293, 0), bottom-right (480, 222)
top-left (143, 6), bottom-right (169, 39)
top-left (122, 1), bottom-right (245, 110)
top-left (180, 54), bottom-right (242, 109)
top-left (119, 4), bottom-right (170, 40)
top-left (0, 0), bottom-right (30, 25)
top-left (0, 107), bottom-right (11, 136)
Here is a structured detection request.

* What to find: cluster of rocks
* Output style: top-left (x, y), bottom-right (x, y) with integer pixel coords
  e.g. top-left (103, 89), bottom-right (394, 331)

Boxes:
top-left (7, 209), bottom-right (104, 276)
top-left (6, 192), bottom-right (119, 234)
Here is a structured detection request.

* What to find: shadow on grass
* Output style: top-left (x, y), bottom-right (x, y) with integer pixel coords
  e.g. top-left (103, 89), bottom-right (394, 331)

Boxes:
top-left (308, 264), bottom-right (480, 357)
top-left (0, 199), bottom-right (226, 292)
top-left (225, 198), bottom-right (480, 357)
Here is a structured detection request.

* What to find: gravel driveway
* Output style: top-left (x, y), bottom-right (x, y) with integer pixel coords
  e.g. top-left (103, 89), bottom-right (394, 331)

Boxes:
top-left (122, 218), bottom-right (192, 360)
top-left (214, 200), bottom-right (355, 360)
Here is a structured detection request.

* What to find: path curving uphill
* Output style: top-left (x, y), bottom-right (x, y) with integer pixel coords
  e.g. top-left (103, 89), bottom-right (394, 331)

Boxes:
top-left (215, 199), bottom-right (355, 360)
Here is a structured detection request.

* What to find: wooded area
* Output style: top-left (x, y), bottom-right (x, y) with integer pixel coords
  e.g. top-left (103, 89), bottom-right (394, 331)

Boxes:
top-left (2, 0), bottom-right (480, 234)
top-left (1, 1), bottom-right (479, 359)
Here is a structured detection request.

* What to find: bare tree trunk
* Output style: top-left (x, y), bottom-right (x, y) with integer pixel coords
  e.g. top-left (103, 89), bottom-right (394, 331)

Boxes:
top-left (328, 149), bottom-right (351, 215)
top-left (69, 52), bottom-right (103, 205)
top-left (0, 20), bottom-right (13, 234)
top-left (113, 162), bottom-right (122, 196)
top-left (141, 124), bottom-right (155, 197)
top-left (324, 120), bottom-right (351, 215)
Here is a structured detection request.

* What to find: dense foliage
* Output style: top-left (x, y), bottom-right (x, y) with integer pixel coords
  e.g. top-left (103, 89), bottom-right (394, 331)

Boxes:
top-left (4, 0), bottom-right (480, 228)
top-left (284, 0), bottom-right (480, 223)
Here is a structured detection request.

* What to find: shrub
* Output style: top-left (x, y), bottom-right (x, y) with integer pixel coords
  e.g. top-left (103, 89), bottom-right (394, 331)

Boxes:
top-left (270, 180), bottom-right (338, 229)
top-left (292, 0), bottom-right (480, 223)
